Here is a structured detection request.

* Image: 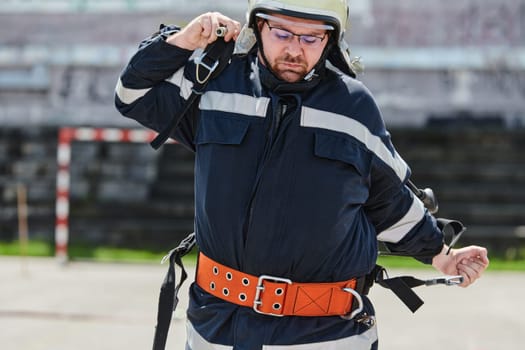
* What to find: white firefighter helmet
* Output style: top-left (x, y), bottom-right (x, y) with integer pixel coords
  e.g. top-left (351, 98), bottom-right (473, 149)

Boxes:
top-left (235, 0), bottom-right (361, 76)
top-left (247, 0), bottom-right (348, 41)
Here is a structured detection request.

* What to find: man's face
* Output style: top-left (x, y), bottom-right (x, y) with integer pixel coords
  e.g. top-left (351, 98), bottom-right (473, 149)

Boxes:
top-left (257, 14), bottom-right (330, 83)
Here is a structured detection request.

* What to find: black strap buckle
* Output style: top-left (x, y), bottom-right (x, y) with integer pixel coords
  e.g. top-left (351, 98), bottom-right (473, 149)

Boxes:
top-left (194, 51), bottom-right (220, 85)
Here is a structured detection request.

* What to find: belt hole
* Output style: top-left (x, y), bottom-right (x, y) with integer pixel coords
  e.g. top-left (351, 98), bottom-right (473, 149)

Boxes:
top-left (210, 282), bottom-right (216, 290)
top-left (242, 278), bottom-right (250, 286)
top-left (212, 266), bottom-right (219, 275)
top-left (275, 288), bottom-right (284, 296)
top-left (238, 293), bottom-right (247, 302)
top-left (222, 288), bottom-right (230, 296)
top-left (226, 272), bottom-right (233, 281)
top-left (272, 303), bottom-right (281, 310)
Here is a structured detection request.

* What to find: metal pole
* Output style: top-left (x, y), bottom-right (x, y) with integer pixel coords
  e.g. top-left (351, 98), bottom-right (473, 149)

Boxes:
top-left (17, 183), bottom-right (29, 273)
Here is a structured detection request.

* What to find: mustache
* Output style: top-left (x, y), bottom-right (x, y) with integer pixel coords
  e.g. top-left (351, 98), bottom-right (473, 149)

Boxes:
top-left (277, 54), bottom-right (307, 67)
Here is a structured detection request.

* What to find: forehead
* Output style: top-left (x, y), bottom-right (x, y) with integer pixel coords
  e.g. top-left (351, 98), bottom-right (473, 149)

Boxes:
top-left (256, 12), bottom-right (334, 31)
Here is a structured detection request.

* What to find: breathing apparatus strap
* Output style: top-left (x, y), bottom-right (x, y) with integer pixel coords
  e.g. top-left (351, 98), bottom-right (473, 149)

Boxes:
top-left (150, 37), bottom-right (235, 149)
top-left (152, 233), bottom-right (196, 350)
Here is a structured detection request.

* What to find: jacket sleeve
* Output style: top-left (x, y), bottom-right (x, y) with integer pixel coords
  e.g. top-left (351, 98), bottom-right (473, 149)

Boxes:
top-left (114, 33), bottom-right (197, 150)
top-left (357, 92), bottom-right (444, 264)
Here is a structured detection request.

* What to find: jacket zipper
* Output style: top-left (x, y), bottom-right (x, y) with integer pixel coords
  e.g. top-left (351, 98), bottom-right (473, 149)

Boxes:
top-left (242, 99), bottom-right (287, 242)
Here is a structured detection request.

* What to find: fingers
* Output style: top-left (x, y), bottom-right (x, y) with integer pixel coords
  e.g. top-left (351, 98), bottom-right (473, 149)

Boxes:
top-left (199, 12), bottom-right (241, 44)
top-left (441, 245), bottom-right (489, 288)
top-left (457, 256), bottom-right (487, 287)
top-left (169, 12), bottom-right (240, 50)
top-left (433, 245), bottom-right (489, 288)
top-left (198, 15), bottom-right (213, 40)
top-left (221, 19), bottom-right (241, 42)
top-left (476, 247), bottom-right (490, 266)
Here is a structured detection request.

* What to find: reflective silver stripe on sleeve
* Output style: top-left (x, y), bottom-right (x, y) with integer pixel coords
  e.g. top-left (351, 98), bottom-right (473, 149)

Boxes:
top-left (262, 326), bottom-right (377, 349)
top-left (377, 196), bottom-right (426, 243)
top-left (300, 107), bottom-right (409, 181)
top-left (115, 78), bottom-right (151, 105)
top-left (200, 91), bottom-right (270, 118)
top-left (186, 321), bottom-right (233, 350)
top-left (115, 67), bottom-right (193, 105)
top-left (165, 68), bottom-right (194, 100)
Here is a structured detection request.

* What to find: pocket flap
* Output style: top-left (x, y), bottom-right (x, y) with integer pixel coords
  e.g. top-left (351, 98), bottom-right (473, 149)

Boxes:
top-left (314, 133), bottom-right (371, 176)
top-left (195, 115), bottom-right (250, 145)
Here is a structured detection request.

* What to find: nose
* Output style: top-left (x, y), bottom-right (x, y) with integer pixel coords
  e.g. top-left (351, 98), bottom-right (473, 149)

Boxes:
top-left (284, 37), bottom-right (303, 56)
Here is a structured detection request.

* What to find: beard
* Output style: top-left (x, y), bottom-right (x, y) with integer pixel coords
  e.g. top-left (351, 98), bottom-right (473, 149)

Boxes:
top-left (270, 54), bottom-right (309, 83)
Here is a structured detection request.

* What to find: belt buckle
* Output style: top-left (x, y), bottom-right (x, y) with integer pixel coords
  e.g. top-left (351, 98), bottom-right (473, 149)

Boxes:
top-left (253, 275), bottom-right (292, 317)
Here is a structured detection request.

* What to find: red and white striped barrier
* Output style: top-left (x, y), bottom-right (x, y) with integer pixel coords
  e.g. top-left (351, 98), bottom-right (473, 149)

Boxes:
top-left (55, 127), bottom-right (175, 263)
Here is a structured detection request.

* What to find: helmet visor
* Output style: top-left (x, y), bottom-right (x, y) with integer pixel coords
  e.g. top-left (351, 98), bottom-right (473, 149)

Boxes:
top-left (255, 12), bottom-right (335, 31)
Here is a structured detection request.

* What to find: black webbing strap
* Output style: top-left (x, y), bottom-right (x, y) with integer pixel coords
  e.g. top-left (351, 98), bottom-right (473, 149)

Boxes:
top-left (150, 38), bottom-right (235, 149)
top-left (371, 265), bottom-right (425, 312)
top-left (152, 233), bottom-right (196, 350)
top-left (369, 264), bottom-right (464, 313)
top-left (150, 92), bottom-right (201, 150)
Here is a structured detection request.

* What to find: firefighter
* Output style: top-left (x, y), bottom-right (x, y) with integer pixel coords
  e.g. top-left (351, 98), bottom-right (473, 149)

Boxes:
top-left (115, 1), bottom-right (489, 348)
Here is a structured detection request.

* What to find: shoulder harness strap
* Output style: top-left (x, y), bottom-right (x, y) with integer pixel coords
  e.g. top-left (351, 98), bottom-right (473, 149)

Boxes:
top-left (150, 37), bottom-right (235, 149)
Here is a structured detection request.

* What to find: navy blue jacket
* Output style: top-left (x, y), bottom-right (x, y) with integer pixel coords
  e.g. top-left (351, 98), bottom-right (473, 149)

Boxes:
top-left (115, 36), bottom-right (444, 349)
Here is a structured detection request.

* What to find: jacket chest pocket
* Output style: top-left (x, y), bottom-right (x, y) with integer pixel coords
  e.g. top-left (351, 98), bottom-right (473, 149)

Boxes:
top-left (195, 114), bottom-right (250, 146)
top-left (193, 114), bottom-right (253, 181)
top-left (313, 132), bottom-right (371, 178)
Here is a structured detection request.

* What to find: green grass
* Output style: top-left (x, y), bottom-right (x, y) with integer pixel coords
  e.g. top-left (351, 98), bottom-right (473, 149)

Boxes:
top-left (377, 255), bottom-right (525, 272)
top-left (0, 240), bottom-right (53, 257)
top-left (0, 239), bottom-right (198, 265)
top-left (1, 240), bottom-right (524, 271)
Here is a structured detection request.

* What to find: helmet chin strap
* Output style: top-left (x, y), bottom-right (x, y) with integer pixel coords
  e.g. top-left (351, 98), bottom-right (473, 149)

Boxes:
top-left (307, 38), bottom-right (335, 79)
top-left (253, 25), bottom-right (277, 79)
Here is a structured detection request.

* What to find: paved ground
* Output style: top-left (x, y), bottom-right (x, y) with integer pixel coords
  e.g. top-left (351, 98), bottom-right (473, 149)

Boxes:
top-left (1, 256), bottom-right (523, 350)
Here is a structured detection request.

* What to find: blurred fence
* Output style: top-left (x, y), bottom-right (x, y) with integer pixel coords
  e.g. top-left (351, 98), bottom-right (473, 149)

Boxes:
top-left (0, 127), bottom-right (194, 251)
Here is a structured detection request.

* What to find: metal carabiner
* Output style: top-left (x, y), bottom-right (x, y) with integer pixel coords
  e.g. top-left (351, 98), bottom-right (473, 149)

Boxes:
top-left (340, 288), bottom-right (364, 320)
top-left (424, 275), bottom-right (464, 286)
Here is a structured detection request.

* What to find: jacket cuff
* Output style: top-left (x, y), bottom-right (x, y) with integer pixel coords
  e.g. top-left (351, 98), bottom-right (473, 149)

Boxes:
top-left (414, 241), bottom-right (445, 265)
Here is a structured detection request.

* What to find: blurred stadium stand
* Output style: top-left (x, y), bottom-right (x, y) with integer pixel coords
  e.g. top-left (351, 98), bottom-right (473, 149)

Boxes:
top-left (0, 0), bottom-right (524, 256)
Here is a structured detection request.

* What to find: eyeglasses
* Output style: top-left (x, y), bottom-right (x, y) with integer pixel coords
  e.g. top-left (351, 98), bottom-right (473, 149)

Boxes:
top-left (264, 21), bottom-right (327, 48)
